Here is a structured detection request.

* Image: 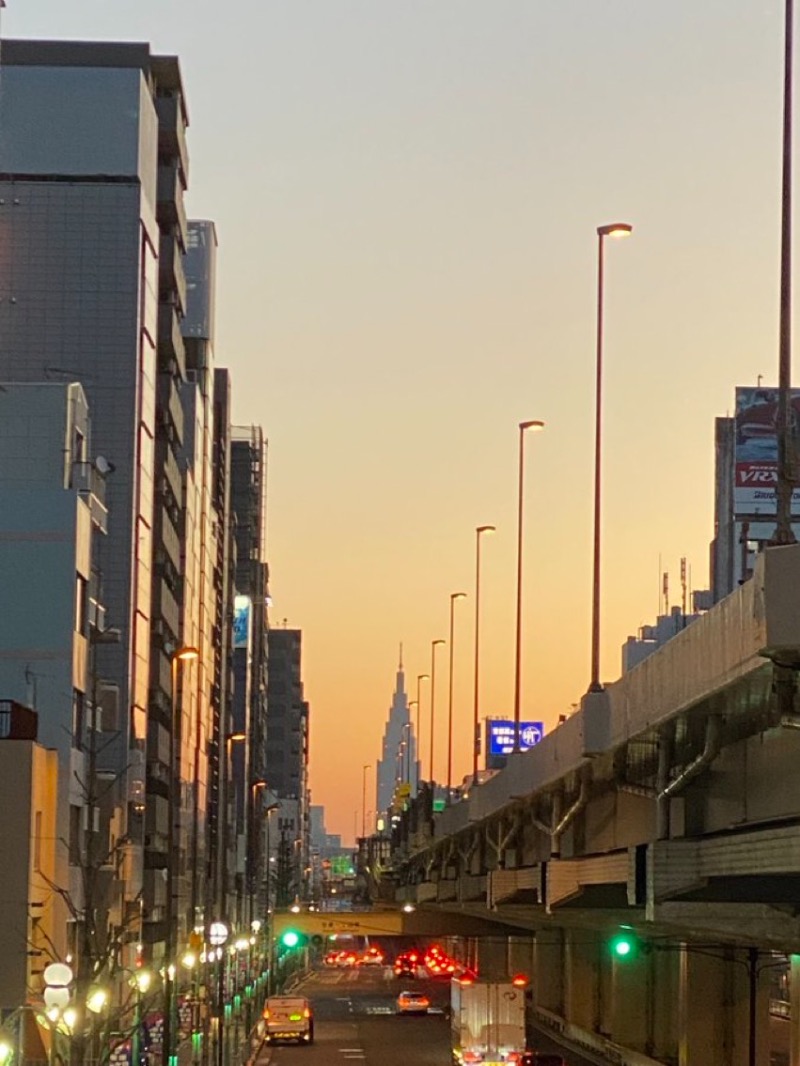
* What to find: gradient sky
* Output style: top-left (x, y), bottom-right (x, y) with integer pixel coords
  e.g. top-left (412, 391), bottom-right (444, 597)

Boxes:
top-left (3, 1), bottom-right (789, 841)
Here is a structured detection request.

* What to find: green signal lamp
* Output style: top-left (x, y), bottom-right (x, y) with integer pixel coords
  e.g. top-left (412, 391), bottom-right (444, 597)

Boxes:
top-left (610, 931), bottom-right (636, 959)
top-left (282, 931), bottom-right (300, 948)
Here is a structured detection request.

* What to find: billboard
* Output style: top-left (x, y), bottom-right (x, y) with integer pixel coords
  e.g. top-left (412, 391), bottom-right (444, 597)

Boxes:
top-left (486, 719), bottom-right (544, 757)
top-left (233, 595), bottom-right (251, 649)
top-left (734, 386), bottom-right (800, 516)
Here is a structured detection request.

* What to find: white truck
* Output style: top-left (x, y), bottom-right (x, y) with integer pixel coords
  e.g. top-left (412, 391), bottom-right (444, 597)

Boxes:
top-left (451, 979), bottom-right (527, 1065)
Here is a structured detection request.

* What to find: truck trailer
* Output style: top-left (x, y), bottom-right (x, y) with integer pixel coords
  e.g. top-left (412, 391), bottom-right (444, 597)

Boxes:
top-left (450, 978), bottom-right (527, 1065)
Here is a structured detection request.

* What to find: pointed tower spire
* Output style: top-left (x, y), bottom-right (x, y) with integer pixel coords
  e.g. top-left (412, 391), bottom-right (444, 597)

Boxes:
top-left (396, 642), bottom-right (406, 697)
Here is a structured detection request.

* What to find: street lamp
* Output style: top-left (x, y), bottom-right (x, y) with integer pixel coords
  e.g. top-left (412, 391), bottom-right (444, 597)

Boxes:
top-left (263, 801), bottom-right (280, 910)
top-left (774, 0), bottom-right (796, 545)
top-left (589, 223), bottom-right (632, 694)
top-left (208, 921), bottom-right (229, 1066)
top-left (472, 525), bottom-right (496, 783)
top-left (248, 780), bottom-right (267, 924)
top-left (415, 675), bottom-right (429, 792)
top-left (429, 639), bottom-right (446, 784)
top-left (401, 721), bottom-right (413, 785)
top-left (218, 731), bottom-right (246, 923)
top-left (447, 593), bottom-right (467, 793)
top-left (361, 764), bottom-right (370, 838)
top-left (164, 646), bottom-right (199, 1066)
top-left (513, 420), bottom-right (545, 753)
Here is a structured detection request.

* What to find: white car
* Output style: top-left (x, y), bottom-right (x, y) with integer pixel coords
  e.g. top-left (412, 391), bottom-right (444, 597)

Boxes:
top-left (396, 991), bottom-right (430, 1015)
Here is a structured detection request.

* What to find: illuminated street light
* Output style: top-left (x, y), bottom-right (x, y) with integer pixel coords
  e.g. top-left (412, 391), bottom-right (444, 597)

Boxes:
top-left (773, 0), bottom-right (796, 544)
top-left (589, 224), bottom-right (632, 693)
top-left (164, 646), bottom-right (200, 1066)
top-left (472, 525), bottom-right (496, 783)
top-left (446, 593), bottom-right (467, 793)
top-left (86, 988), bottom-right (108, 1014)
top-left (513, 420), bottom-right (545, 753)
top-left (429, 639), bottom-right (446, 784)
top-left (415, 675), bottom-right (429, 793)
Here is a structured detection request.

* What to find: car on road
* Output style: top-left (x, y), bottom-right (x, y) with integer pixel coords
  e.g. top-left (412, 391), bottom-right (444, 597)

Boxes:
top-left (396, 990), bottom-right (431, 1015)
top-left (263, 995), bottom-right (314, 1046)
top-left (359, 947), bottom-right (385, 966)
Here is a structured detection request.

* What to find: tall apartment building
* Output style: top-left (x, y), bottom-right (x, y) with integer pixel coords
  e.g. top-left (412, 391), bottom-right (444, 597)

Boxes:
top-left (177, 221), bottom-right (234, 933)
top-left (0, 40), bottom-right (196, 961)
top-left (230, 428), bottom-right (270, 922)
top-left (266, 628), bottom-right (310, 900)
top-left (0, 384), bottom-right (107, 980)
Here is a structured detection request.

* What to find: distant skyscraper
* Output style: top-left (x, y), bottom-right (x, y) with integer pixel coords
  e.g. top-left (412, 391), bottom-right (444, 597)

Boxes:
top-left (375, 649), bottom-right (418, 821)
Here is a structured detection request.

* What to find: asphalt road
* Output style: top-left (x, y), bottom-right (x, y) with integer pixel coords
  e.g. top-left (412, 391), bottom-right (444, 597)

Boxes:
top-left (255, 967), bottom-right (603, 1066)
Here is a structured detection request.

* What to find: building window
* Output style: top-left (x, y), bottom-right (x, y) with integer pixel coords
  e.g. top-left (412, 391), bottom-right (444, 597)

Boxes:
top-left (33, 811), bottom-right (42, 872)
top-left (72, 690), bottom-right (85, 750)
top-left (69, 805), bottom-right (81, 866)
top-left (75, 575), bottom-right (88, 636)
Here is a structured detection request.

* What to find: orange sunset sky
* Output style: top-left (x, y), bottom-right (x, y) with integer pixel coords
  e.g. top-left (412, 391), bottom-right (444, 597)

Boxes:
top-left (6, 1), bottom-right (790, 840)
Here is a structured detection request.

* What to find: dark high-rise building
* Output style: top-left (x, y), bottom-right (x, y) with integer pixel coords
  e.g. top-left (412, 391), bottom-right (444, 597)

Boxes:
top-left (266, 628), bottom-right (310, 898)
top-left (0, 39), bottom-right (193, 962)
top-left (230, 427), bottom-right (270, 922)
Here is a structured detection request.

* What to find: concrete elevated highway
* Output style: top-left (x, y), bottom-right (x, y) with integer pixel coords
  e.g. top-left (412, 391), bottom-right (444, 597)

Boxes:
top-left (371, 543), bottom-right (800, 1066)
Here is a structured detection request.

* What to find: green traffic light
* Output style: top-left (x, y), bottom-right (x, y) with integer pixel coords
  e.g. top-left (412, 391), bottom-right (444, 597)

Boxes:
top-left (282, 930), bottom-right (300, 948)
top-left (610, 932), bottom-right (635, 959)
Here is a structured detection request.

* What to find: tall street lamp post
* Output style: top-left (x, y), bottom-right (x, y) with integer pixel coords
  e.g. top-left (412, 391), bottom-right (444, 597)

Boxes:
top-left (406, 705), bottom-right (417, 789)
top-left (447, 592), bottom-right (467, 794)
top-left (589, 223), bottom-right (632, 693)
top-left (513, 421), bottom-right (545, 753)
top-left (361, 764), bottom-right (370, 838)
top-left (775, 0), bottom-right (796, 544)
top-left (249, 780), bottom-right (266, 924)
top-left (429, 639), bottom-right (446, 784)
top-left (472, 526), bottom-right (496, 783)
top-left (401, 721), bottom-right (413, 784)
top-left (219, 732), bottom-right (245, 921)
top-left (164, 645), bottom-right (199, 1066)
top-left (415, 675), bottom-right (429, 792)
top-left (208, 921), bottom-right (229, 1066)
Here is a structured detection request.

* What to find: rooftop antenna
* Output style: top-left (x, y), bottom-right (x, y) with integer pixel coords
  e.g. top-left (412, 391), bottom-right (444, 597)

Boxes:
top-left (757, 374), bottom-right (764, 387)
top-left (680, 557), bottom-right (687, 616)
top-left (657, 553), bottom-right (662, 615)
top-left (399, 642), bottom-right (403, 669)
top-left (663, 571), bottom-right (670, 615)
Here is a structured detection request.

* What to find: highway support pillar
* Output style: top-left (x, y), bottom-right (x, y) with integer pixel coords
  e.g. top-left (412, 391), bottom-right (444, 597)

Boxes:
top-left (678, 945), bottom-right (769, 1066)
top-left (476, 936), bottom-right (511, 980)
top-left (508, 935), bottom-right (534, 980)
top-left (610, 947), bottom-right (649, 1052)
top-left (533, 930), bottom-right (564, 1016)
top-left (564, 930), bottom-right (600, 1034)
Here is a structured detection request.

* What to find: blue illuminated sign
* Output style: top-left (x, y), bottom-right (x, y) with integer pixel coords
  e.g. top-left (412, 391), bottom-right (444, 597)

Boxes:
top-left (487, 720), bottom-right (545, 756)
top-left (233, 595), bottom-right (251, 649)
